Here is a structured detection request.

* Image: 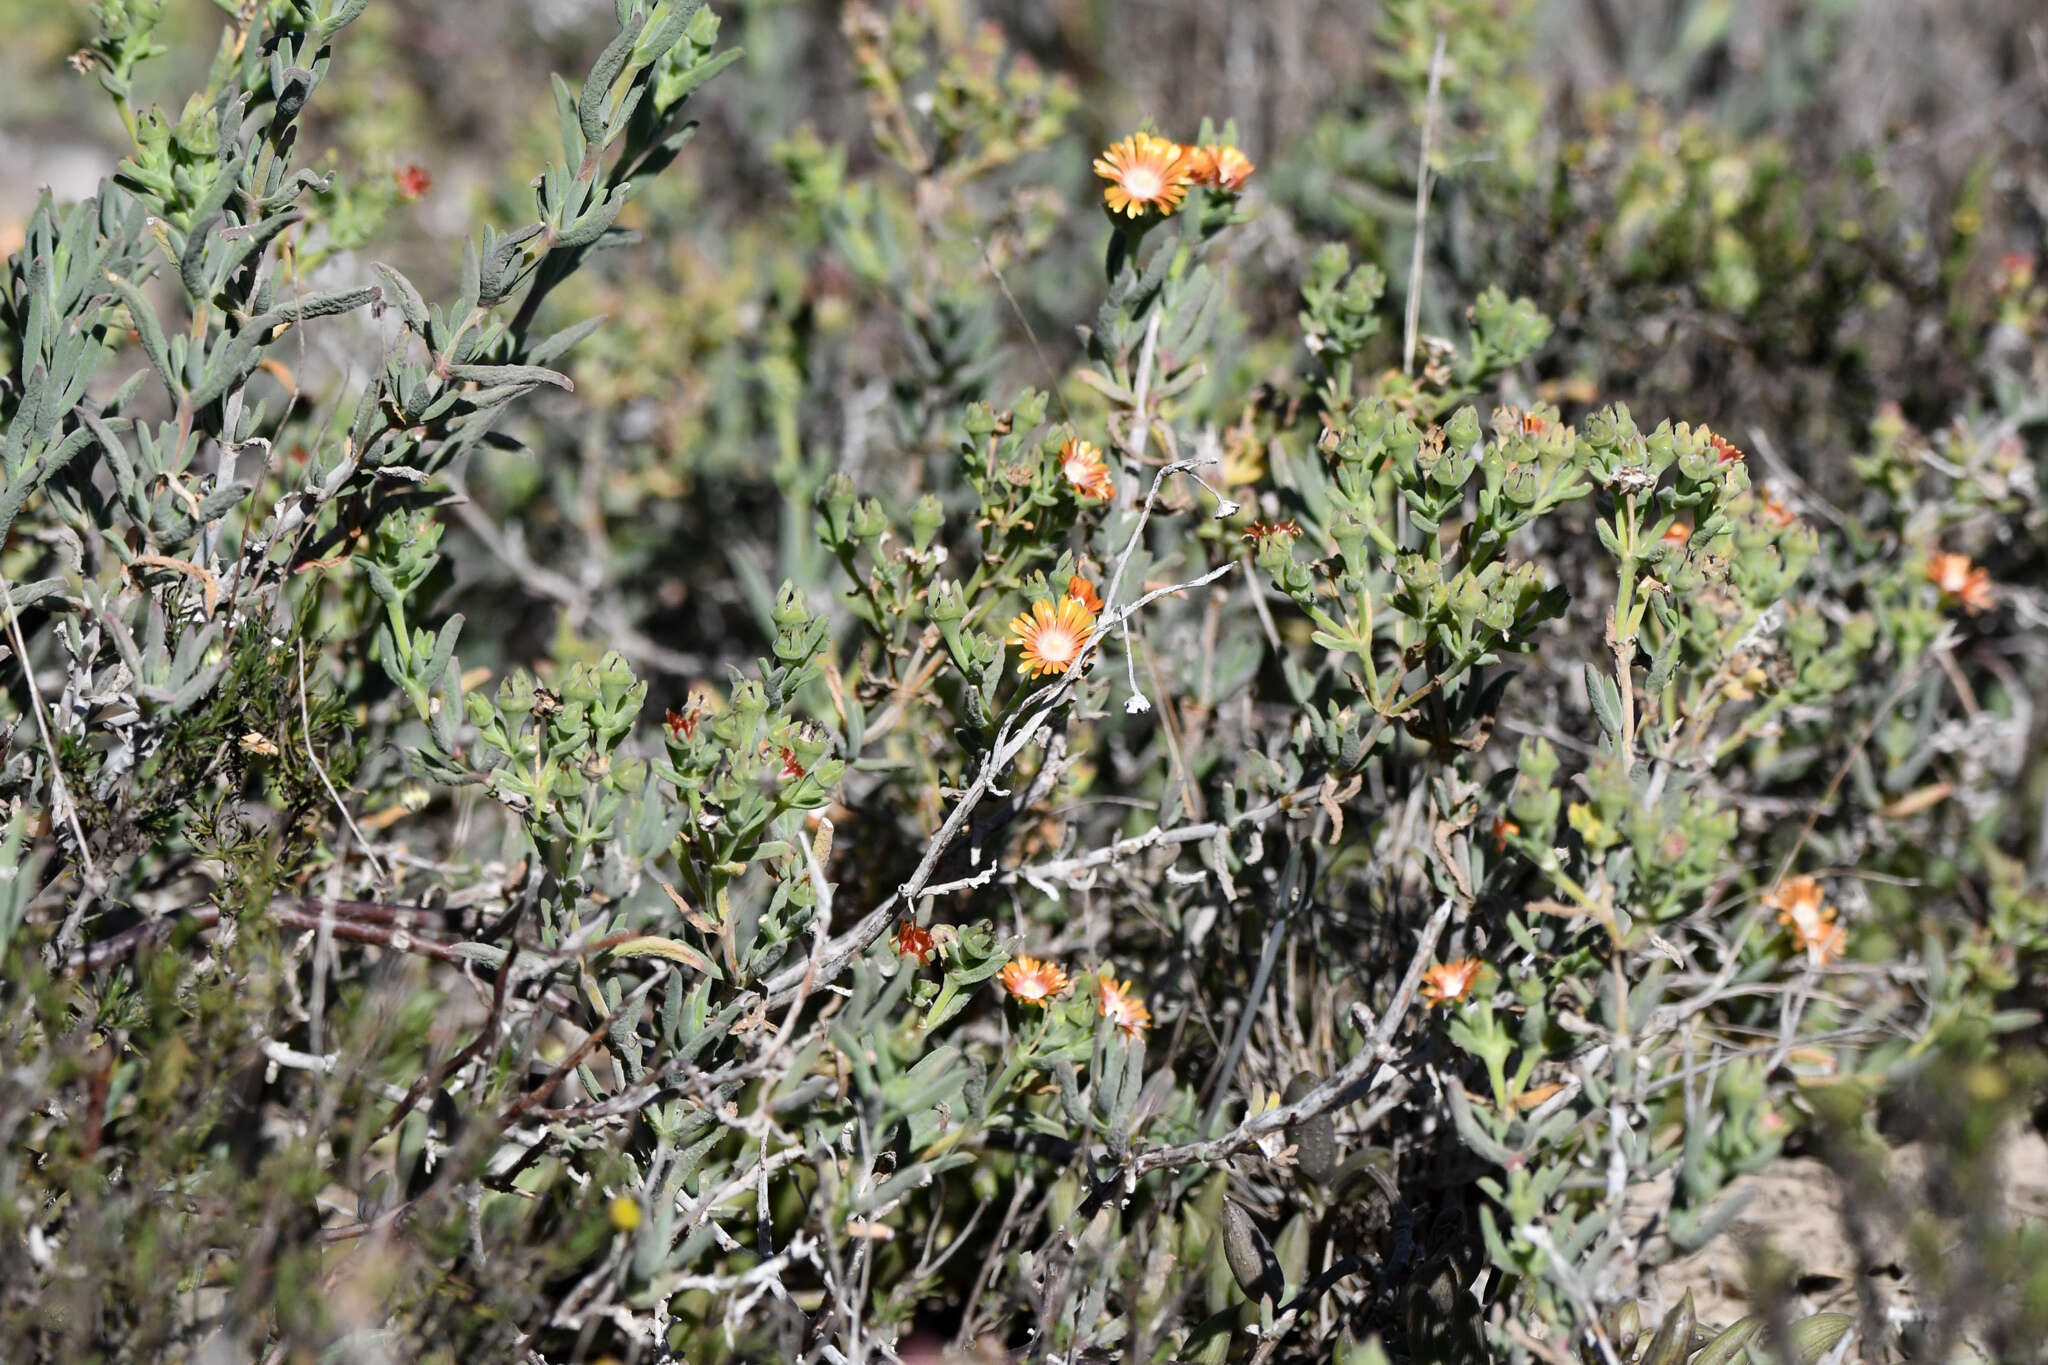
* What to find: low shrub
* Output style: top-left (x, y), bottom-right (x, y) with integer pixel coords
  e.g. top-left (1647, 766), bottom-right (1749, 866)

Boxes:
top-left (2, 2), bottom-right (2044, 1361)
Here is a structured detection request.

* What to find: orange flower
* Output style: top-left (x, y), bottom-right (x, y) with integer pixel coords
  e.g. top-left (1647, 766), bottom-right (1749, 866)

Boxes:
top-left (1926, 550), bottom-right (1994, 614)
top-left (999, 955), bottom-right (1070, 1005)
top-left (1521, 412), bottom-right (1549, 435)
top-left (1708, 432), bottom-right (1744, 465)
top-left (1065, 575), bottom-right (1104, 615)
top-left (395, 164), bottom-right (431, 201)
top-left (1185, 143), bottom-right (1255, 191)
top-left (1060, 438), bottom-right (1115, 501)
top-left (893, 921), bottom-right (936, 965)
top-left (1759, 493), bottom-right (1797, 528)
top-left (1420, 958), bottom-right (1483, 1008)
top-left (1489, 817), bottom-right (1520, 852)
top-left (1765, 876), bottom-right (1846, 967)
top-left (1095, 975), bottom-right (1152, 1036)
top-left (1093, 132), bottom-right (1194, 218)
top-left (775, 745), bottom-right (805, 781)
top-left (1661, 522), bottom-right (1693, 546)
top-left (1210, 146), bottom-right (1256, 191)
top-left (1007, 596), bottom-right (1097, 678)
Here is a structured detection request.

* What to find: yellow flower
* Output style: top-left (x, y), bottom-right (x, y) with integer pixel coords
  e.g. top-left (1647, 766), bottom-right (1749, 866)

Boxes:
top-left (1765, 875), bottom-right (1846, 967)
top-left (1095, 975), bottom-right (1151, 1036)
top-left (1419, 958), bottom-right (1483, 1008)
top-left (608, 1196), bottom-right (641, 1232)
top-left (1008, 595), bottom-right (1097, 678)
top-left (1186, 143), bottom-right (1255, 191)
top-left (1926, 550), bottom-right (1994, 614)
top-left (999, 955), bottom-right (1070, 1005)
top-left (1093, 132), bottom-right (1193, 218)
top-left (1060, 437), bottom-right (1115, 502)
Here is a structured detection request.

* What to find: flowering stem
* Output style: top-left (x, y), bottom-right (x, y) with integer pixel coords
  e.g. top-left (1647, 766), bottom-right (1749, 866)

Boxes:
top-left (1610, 493), bottom-right (1641, 761)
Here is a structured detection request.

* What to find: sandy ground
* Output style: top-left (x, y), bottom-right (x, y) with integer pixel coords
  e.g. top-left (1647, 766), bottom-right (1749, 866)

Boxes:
top-left (1626, 1126), bottom-right (2048, 1357)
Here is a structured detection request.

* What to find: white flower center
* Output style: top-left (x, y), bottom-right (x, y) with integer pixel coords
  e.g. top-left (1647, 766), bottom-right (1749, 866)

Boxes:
top-left (1037, 627), bottom-right (1079, 666)
top-left (1122, 165), bottom-right (1163, 201)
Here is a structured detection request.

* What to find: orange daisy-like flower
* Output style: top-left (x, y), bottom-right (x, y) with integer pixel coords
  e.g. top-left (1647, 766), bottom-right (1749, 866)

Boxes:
top-left (1007, 596), bottom-right (1097, 678)
top-left (1065, 575), bottom-right (1104, 615)
top-left (893, 921), bottom-right (936, 965)
top-left (1095, 975), bottom-right (1152, 1036)
top-left (1759, 493), bottom-right (1797, 529)
top-left (1489, 817), bottom-right (1521, 852)
top-left (395, 164), bottom-right (431, 201)
top-left (1184, 143), bottom-right (1256, 192)
top-left (1661, 521), bottom-right (1693, 546)
top-left (1060, 438), bottom-right (1115, 502)
top-left (1926, 550), bottom-right (1994, 615)
top-left (1708, 432), bottom-right (1744, 465)
top-left (1764, 875), bottom-right (1846, 967)
top-left (1420, 958), bottom-right (1484, 1008)
top-left (1521, 412), bottom-right (1549, 436)
top-left (1093, 132), bottom-right (1194, 218)
top-left (999, 955), bottom-right (1070, 1006)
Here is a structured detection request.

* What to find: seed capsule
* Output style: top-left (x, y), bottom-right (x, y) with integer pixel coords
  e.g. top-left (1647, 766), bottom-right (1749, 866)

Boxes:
top-left (1283, 1071), bottom-right (1339, 1185)
top-left (1220, 1198), bottom-right (1282, 1303)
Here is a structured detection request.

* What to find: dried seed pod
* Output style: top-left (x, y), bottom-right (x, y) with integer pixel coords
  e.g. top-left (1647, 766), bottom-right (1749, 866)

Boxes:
top-left (1220, 1198), bottom-right (1283, 1303)
top-left (1283, 1071), bottom-right (1339, 1184)
top-left (1638, 1291), bottom-right (1695, 1365)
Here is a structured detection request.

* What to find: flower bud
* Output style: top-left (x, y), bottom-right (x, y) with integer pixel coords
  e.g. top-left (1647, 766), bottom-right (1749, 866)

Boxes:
top-left (818, 473), bottom-right (857, 547)
top-left (909, 494), bottom-right (944, 551)
top-left (1220, 1199), bottom-right (1282, 1303)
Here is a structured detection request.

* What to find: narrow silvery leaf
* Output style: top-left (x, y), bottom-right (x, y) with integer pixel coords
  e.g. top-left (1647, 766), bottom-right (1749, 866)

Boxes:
top-left (580, 19), bottom-right (643, 144)
top-left (372, 263), bottom-right (429, 333)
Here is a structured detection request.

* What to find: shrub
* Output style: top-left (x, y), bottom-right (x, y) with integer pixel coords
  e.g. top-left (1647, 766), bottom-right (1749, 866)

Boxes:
top-left (2, 2), bottom-right (2044, 1362)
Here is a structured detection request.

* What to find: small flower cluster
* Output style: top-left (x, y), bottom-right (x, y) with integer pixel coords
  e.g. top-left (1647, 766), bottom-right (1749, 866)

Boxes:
top-left (991, 953), bottom-right (1151, 1036)
top-left (1765, 875), bottom-right (1847, 966)
top-left (1092, 131), bottom-right (1255, 218)
top-left (1241, 519), bottom-right (1303, 545)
